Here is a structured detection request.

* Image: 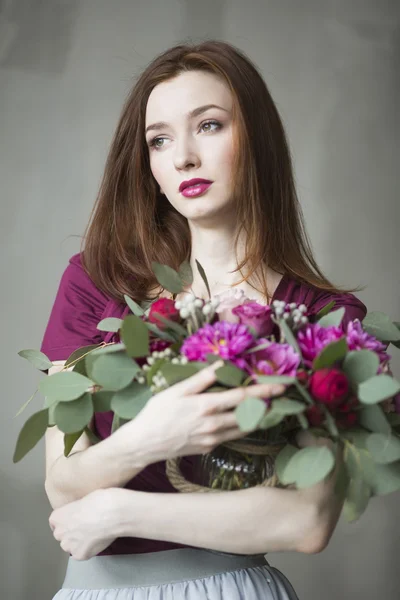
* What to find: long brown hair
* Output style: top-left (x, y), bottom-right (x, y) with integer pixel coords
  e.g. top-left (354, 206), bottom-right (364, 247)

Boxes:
top-left (81, 40), bottom-right (364, 304)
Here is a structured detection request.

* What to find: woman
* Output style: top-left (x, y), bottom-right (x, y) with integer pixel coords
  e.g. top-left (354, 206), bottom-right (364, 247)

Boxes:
top-left (43, 40), bottom-right (367, 599)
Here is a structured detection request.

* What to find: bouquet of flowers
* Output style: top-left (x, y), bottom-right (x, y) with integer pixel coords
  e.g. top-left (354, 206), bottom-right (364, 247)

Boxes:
top-left (14, 260), bottom-right (400, 522)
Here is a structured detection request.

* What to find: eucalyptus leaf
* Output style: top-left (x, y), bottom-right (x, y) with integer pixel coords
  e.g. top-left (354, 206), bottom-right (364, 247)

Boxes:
top-left (312, 337), bottom-right (348, 370)
top-left (315, 300), bottom-right (336, 320)
top-left (271, 398), bottom-right (305, 416)
top-left (278, 319), bottom-right (301, 356)
top-left (14, 391), bottom-right (37, 418)
top-left (343, 439), bottom-right (376, 484)
top-left (362, 312), bottom-right (400, 342)
top-left (39, 371), bottom-right (93, 402)
top-left (317, 307), bottom-right (345, 328)
top-left (84, 425), bottom-right (100, 445)
top-left (275, 444), bottom-right (299, 484)
top-left (234, 397), bottom-right (266, 431)
top-left (13, 408), bottom-right (49, 463)
top-left (359, 404), bottom-right (391, 435)
top-left (92, 390), bottom-right (114, 412)
top-left (124, 294), bottom-right (145, 316)
top-left (111, 412), bottom-right (120, 434)
top-left (65, 344), bottom-right (103, 368)
top-left (366, 433), bottom-right (400, 464)
top-left (145, 322), bottom-right (177, 342)
top-left (121, 315), bottom-right (150, 358)
top-left (150, 313), bottom-right (187, 337)
top-left (258, 409), bottom-right (285, 430)
top-left (88, 353), bottom-right (140, 391)
top-left (159, 362), bottom-right (201, 386)
top-left (244, 341), bottom-right (272, 354)
top-left (18, 349), bottom-right (52, 371)
top-left (342, 477), bottom-right (371, 523)
top-left (111, 381), bottom-right (152, 419)
top-left (362, 459), bottom-right (400, 496)
top-left (195, 259), bottom-right (211, 299)
top-left (358, 374), bottom-right (400, 405)
top-left (54, 393), bottom-right (94, 434)
top-left (96, 317), bottom-right (123, 332)
top-left (256, 375), bottom-right (296, 386)
top-left (92, 343), bottom-right (126, 355)
top-left (293, 380), bottom-right (314, 405)
top-left (334, 461), bottom-right (350, 499)
top-left (283, 446), bottom-right (335, 488)
top-left (215, 364), bottom-right (246, 387)
top-left (296, 412), bottom-right (309, 429)
top-left (64, 430), bottom-right (84, 457)
top-left (178, 260), bottom-right (194, 286)
top-left (321, 407), bottom-right (339, 438)
top-left (342, 350), bottom-right (380, 385)
top-left (151, 262), bottom-right (184, 294)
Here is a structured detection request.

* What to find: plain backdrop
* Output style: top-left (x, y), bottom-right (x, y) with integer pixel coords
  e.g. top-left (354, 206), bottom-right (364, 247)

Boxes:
top-left (1, 1), bottom-right (399, 598)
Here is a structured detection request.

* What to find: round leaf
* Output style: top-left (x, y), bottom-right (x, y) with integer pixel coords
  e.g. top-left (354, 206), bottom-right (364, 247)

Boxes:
top-left (92, 390), bottom-right (114, 412)
top-left (121, 315), bottom-right (149, 358)
top-left (317, 307), bottom-right (345, 328)
top-left (96, 317), bottom-right (123, 332)
top-left (312, 337), bottom-right (348, 370)
top-left (343, 477), bottom-right (371, 523)
top-left (234, 397), bottom-right (266, 432)
top-left (64, 430), bottom-right (85, 457)
top-left (215, 364), bottom-right (246, 387)
top-left (283, 446), bottom-right (335, 489)
top-left (275, 444), bottom-right (299, 484)
top-left (271, 398), bottom-right (305, 415)
top-left (111, 381), bottom-right (152, 419)
top-left (88, 353), bottom-right (140, 391)
top-left (151, 262), bottom-right (183, 294)
top-left (13, 408), bottom-right (49, 463)
top-left (54, 393), bottom-right (94, 434)
top-left (124, 294), bottom-right (145, 316)
top-left (342, 350), bottom-right (380, 385)
top-left (178, 260), bottom-right (193, 286)
top-left (65, 344), bottom-right (103, 368)
top-left (359, 404), bottom-right (391, 435)
top-left (366, 433), bottom-right (400, 464)
top-left (358, 374), bottom-right (400, 405)
top-left (39, 371), bottom-right (93, 402)
top-left (18, 349), bottom-right (52, 371)
top-left (362, 312), bottom-right (400, 342)
top-left (258, 409), bottom-right (285, 430)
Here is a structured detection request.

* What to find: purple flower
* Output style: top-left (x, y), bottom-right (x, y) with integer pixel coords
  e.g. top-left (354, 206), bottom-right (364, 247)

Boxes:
top-left (346, 319), bottom-right (390, 364)
top-left (246, 341), bottom-right (301, 378)
top-left (232, 302), bottom-right (274, 336)
top-left (297, 323), bottom-right (344, 368)
top-left (181, 321), bottom-right (254, 364)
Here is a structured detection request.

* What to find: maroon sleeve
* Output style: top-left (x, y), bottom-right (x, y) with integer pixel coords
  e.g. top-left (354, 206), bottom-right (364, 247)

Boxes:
top-left (40, 254), bottom-right (110, 362)
top-left (307, 290), bottom-right (368, 330)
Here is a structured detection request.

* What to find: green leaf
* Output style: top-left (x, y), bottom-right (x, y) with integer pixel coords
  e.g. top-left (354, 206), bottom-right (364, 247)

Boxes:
top-left (322, 407), bottom-right (339, 438)
top-left (275, 444), bottom-right (299, 484)
top-left (145, 358), bottom-right (167, 387)
top-left (65, 344), bottom-right (103, 368)
top-left (358, 374), bottom-right (400, 405)
top-left (88, 353), bottom-right (140, 391)
top-left (92, 390), bottom-right (114, 412)
top-left (362, 311), bottom-right (400, 342)
top-left (111, 381), bottom-right (152, 419)
top-left (120, 315), bottom-right (150, 358)
top-left (91, 343), bottom-right (126, 355)
top-left (315, 300), bottom-right (336, 320)
top-left (278, 319), bottom-right (301, 356)
top-left (234, 397), bottom-right (266, 432)
top-left (359, 404), bottom-right (391, 434)
top-left (159, 362), bottom-right (202, 386)
top-left (96, 317), bottom-right (123, 332)
top-left (270, 398), bottom-right (305, 416)
top-left (111, 412), bottom-right (120, 434)
top-left (13, 408), bottom-right (49, 463)
top-left (366, 433), bottom-right (400, 464)
top-left (84, 425), bottom-right (100, 445)
top-left (363, 460), bottom-right (400, 496)
top-left (387, 413), bottom-right (400, 427)
top-left (151, 262), bottom-right (184, 294)
top-left (150, 313), bottom-right (187, 337)
top-left (296, 412), bottom-right (309, 429)
top-left (342, 350), bottom-right (380, 385)
top-left (18, 349), bottom-right (52, 371)
top-left (54, 393), bottom-right (94, 434)
top-left (334, 461), bottom-right (350, 499)
top-left (14, 391), bottom-right (38, 418)
top-left (124, 294), bottom-right (145, 316)
top-left (195, 259), bottom-right (211, 299)
top-left (258, 409), bottom-right (285, 430)
top-left (257, 375), bottom-right (296, 386)
top-left (145, 321), bottom-right (176, 342)
top-left (342, 477), bottom-right (371, 523)
top-left (343, 439), bottom-right (376, 484)
top-left (284, 446), bottom-right (335, 488)
top-left (317, 307), bottom-right (345, 328)
top-left (178, 260), bottom-right (193, 287)
top-left (215, 364), bottom-right (246, 387)
top-left (64, 430), bottom-right (84, 456)
top-left (39, 371), bottom-right (93, 402)
top-left (244, 341), bottom-right (272, 354)
top-left (293, 380), bottom-right (314, 405)
top-left (312, 337), bottom-right (348, 370)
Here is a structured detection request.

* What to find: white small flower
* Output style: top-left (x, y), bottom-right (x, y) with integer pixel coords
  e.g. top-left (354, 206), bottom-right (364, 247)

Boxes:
top-left (175, 300), bottom-right (182, 310)
top-left (202, 304), bottom-right (212, 315)
top-left (172, 357), bottom-right (179, 364)
top-left (143, 364), bottom-right (150, 371)
top-left (194, 299), bottom-right (203, 308)
top-left (147, 357), bottom-right (154, 365)
top-left (180, 308), bottom-right (190, 319)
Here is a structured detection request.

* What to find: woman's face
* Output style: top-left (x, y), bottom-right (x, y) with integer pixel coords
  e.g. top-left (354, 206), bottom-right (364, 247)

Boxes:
top-left (145, 70), bottom-right (235, 224)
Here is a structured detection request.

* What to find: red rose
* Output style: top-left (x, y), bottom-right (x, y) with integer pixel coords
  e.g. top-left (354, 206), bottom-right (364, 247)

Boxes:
top-left (148, 298), bottom-right (180, 330)
top-left (309, 368), bottom-right (349, 410)
top-left (305, 405), bottom-right (325, 427)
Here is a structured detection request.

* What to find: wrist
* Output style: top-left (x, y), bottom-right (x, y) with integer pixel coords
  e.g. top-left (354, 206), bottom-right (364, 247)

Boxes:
top-left (105, 488), bottom-right (144, 538)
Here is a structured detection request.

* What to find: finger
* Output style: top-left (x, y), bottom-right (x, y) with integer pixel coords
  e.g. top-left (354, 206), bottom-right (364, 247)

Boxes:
top-left (175, 360), bottom-right (225, 396)
top-left (203, 412), bottom-right (239, 433)
top-left (203, 383), bottom-right (285, 413)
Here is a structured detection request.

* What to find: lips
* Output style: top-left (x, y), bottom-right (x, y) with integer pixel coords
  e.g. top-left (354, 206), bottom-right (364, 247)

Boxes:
top-left (179, 178), bottom-right (213, 192)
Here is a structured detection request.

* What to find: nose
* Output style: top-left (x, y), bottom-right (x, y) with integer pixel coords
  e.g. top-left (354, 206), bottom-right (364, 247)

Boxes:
top-left (173, 135), bottom-right (201, 171)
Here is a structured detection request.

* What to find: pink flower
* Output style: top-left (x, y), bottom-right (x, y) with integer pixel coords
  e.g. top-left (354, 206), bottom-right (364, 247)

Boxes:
top-left (308, 368), bottom-right (350, 410)
top-left (346, 319), bottom-right (390, 364)
top-left (214, 288), bottom-right (252, 323)
top-left (180, 321), bottom-right (254, 364)
top-left (297, 323), bottom-right (344, 368)
top-left (232, 302), bottom-right (273, 336)
top-left (245, 341), bottom-right (301, 378)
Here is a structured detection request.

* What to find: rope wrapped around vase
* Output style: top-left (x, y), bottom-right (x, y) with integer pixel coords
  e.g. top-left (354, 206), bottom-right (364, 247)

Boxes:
top-left (165, 439), bottom-right (286, 493)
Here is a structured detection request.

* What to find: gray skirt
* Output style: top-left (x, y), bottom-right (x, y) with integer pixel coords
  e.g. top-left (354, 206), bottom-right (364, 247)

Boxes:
top-left (52, 548), bottom-right (300, 599)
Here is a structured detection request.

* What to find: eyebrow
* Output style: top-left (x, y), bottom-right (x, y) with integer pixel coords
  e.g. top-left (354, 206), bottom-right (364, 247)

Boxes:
top-left (145, 104), bottom-right (229, 135)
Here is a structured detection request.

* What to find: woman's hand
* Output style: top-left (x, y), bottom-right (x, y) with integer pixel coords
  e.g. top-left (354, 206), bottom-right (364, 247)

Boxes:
top-left (113, 360), bottom-right (286, 465)
top-left (48, 489), bottom-right (118, 561)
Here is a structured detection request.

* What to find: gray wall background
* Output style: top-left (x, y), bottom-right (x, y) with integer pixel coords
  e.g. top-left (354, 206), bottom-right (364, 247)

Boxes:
top-left (1, 1), bottom-right (399, 598)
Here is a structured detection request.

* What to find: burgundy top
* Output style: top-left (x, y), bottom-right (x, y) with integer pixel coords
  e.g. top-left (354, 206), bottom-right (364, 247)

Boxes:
top-left (41, 253), bottom-right (367, 556)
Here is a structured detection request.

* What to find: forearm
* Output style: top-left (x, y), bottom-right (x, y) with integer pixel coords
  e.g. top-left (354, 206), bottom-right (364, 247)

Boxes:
top-left (111, 485), bottom-right (319, 555)
top-left (45, 429), bottom-right (150, 510)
